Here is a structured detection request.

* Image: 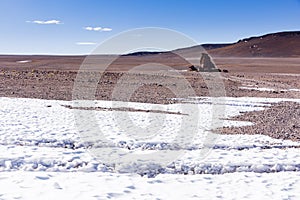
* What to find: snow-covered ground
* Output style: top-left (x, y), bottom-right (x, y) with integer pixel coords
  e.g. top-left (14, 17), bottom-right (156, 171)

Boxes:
top-left (1, 97), bottom-right (300, 199)
top-left (1, 171), bottom-right (299, 199)
top-left (16, 60), bottom-right (32, 64)
top-left (239, 86), bottom-right (300, 92)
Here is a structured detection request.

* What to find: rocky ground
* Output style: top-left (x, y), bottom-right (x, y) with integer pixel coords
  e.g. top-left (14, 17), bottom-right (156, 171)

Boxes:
top-left (219, 101), bottom-right (300, 141)
top-left (1, 69), bottom-right (300, 101)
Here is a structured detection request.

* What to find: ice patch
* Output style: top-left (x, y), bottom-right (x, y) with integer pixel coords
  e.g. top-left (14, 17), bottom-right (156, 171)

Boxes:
top-left (1, 97), bottom-right (300, 198)
top-left (16, 60), bottom-right (32, 64)
top-left (239, 86), bottom-right (300, 92)
top-left (1, 97), bottom-right (300, 175)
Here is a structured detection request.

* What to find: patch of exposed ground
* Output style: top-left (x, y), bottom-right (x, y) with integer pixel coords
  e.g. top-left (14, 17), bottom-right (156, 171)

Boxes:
top-left (218, 101), bottom-right (300, 141)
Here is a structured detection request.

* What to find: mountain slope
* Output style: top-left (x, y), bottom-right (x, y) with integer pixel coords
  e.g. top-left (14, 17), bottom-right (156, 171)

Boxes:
top-left (207, 31), bottom-right (300, 57)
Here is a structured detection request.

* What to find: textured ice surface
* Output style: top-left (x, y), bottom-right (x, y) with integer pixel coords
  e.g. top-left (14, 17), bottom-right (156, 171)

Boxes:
top-left (1, 97), bottom-right (300, 199)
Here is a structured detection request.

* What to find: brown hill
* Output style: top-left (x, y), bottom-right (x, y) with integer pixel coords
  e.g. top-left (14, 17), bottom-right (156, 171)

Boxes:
top-left (207, 31), bottom-right (300, 57)
top-left (171, 31), bottom-right (300, 58)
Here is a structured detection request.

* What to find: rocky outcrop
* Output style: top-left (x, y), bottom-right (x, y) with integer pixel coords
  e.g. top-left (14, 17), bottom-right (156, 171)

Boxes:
top-left (189, 53), bottom-right (221, 72)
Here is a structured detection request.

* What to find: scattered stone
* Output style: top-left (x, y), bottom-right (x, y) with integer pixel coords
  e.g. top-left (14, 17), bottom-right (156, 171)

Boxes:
top-left (217, 101), bottom-right (300, 142)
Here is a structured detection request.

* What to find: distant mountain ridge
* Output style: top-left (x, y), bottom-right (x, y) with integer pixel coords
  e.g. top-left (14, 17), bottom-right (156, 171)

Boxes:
top-left (122, 31), bottom-right (300, 58)
top-left (205, 31), bottom-right (300, 57)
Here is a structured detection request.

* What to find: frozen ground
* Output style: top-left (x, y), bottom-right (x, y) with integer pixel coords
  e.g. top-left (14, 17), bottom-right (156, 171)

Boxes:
top-left (1, 97), bottom-right (300, 199)
top-left (239, 86), bottom-right (300, 92)
top-left (1, 171), bottom-right (300, 199)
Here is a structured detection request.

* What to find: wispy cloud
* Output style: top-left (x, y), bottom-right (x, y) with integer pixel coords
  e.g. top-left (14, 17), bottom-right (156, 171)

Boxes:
top-left (101, 27), bottom-right (112, 31)
top-left (76, 42), bottom-right (97, 45)
top-left (84, 26), bottom-right (112, 32)
top-left (26, 20), bottom-right (62, 25)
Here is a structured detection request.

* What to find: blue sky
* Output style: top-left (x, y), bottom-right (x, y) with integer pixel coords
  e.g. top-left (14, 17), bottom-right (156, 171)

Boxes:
top-left (0, 0), bottom-right (299, 55)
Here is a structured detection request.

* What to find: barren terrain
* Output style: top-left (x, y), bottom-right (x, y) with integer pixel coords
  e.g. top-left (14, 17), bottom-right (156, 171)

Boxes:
top-left (1, 54), bottom-right (300, 142)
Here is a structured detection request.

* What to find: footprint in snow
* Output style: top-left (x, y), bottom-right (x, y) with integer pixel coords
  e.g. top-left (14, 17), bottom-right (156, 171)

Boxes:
top-left (53, 182), bottom-right (62, 190)
top-left (35, 176), bottom-right (49, 180)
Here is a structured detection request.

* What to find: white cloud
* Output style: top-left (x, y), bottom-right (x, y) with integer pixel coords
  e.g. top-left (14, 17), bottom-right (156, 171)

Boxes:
top-left (27, 20), bottom-right (62, 25)
top-left (84, 26), bottom-right (112, 32)
top-left (76, 42), bottom-right (97, 45)
top-left (85, 26), bottom-right (94, 31)
top-left (93, 27), bottom-right (102, 31)
top-left (101, 27), bottom-right (112, 32)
